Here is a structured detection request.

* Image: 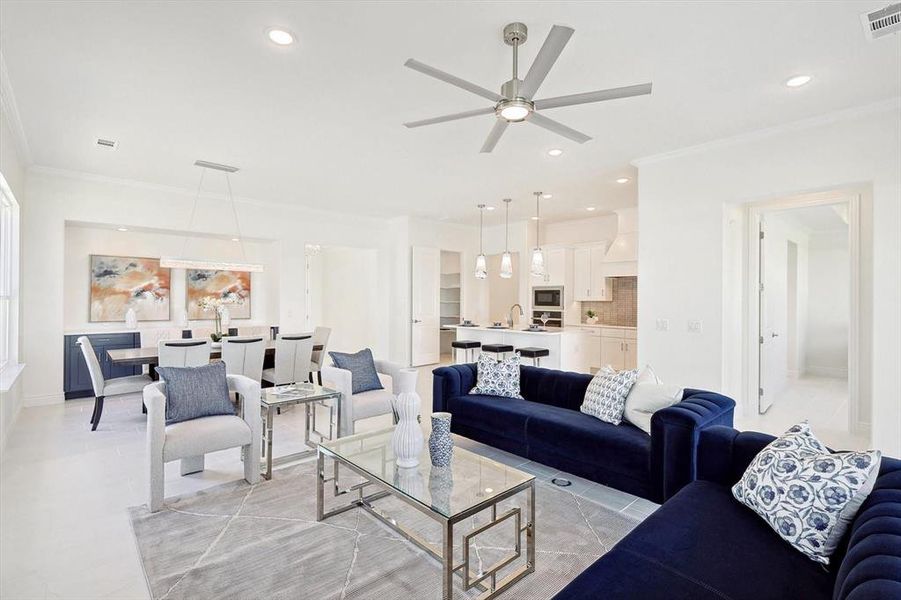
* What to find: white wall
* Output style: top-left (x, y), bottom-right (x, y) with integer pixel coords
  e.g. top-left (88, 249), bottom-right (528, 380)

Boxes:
top-left (541, 214), bottom-right (618, 246)
top-left (806, 229), bottom-right (849, 377)
top-left (63, 224), bottom-right (278, 332)
top-left (636, 101), bottom-right (900, 455)
top-left (21, 168), bottom-right (395, 406)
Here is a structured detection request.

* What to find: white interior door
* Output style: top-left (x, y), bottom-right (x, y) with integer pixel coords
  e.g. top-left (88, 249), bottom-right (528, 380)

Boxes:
top-left (759, 217), bottom-right (788, 413)
top-left (411, 246), bottom-right (440, 366)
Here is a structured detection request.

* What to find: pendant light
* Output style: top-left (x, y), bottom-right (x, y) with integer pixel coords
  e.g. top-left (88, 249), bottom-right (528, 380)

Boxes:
top-left (475, 204), bottom-right (488, 279)
top-left (160, 161), bottom-right (264, 272)
top-left (500, 198), bottom-right (513, 279)
top-left (530, 191), bottom-right (545, 277)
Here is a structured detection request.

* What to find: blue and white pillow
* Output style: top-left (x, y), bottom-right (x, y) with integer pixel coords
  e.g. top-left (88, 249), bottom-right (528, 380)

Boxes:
top-left (580, 367), bottom-right (639, 425)
top-left (470, 352), bottom-right (523, 399)
top-left (732, 422), bottom-right (881, 564)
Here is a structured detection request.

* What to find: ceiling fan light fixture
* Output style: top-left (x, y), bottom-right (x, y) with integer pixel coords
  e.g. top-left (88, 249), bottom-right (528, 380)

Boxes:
top-left (497, 99), bottom-right (533, 122)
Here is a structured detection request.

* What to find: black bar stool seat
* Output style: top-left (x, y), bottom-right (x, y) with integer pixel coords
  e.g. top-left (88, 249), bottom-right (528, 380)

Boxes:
top-left (516, 346), bottom-right (550, 366)
top-left (482, 343), bottom-right (514, 360)
top-left (451, 340), bottom-right (481, 363)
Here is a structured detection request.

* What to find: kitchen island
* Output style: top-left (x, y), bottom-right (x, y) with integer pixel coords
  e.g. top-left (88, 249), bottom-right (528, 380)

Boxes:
top-left (449, 325), bottom-right (585, 372)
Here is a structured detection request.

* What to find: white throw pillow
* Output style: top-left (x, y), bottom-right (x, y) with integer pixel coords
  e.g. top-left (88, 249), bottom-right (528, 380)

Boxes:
top-left (732, 422), bottom-right (881, 565)
top-left (469, 352), bottom-right (523, 399)
top-left (580, 367), bottom-right (639, 425)
top-left (623, 382), bottom-right (683, 434)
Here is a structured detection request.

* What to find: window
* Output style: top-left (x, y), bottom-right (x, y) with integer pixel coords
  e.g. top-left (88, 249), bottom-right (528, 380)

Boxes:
top-left (0, 173), bottom-right (19, 372)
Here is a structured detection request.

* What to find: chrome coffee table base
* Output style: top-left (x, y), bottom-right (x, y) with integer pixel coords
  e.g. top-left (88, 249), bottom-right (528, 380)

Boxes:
top-left (316, 451), bottom-right (536, 599)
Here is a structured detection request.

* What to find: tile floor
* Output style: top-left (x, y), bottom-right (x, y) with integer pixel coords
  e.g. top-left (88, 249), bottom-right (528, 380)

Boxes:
top-left (0, 364), bottom-right (656, 599)
top-left (735, 375), bottom-right (868, 451)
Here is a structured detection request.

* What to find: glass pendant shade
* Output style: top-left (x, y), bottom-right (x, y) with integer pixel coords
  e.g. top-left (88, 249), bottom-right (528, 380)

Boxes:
top-left (475, 253), bottom-right (488, 279)
top-left (530, 247), bottom-right (545, 277)
top-left (500, 251), bottom-right (513, 279)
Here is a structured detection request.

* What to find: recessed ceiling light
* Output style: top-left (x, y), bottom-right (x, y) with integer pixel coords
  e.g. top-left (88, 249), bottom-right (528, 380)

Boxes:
top-left (586, 207), bottom-right (596, 211)
top-left (117, 227), bottom-right (128, 232)
top-left (615, 177), bottom-right (630, 184)
top-left (231, 237), bottom-right (240, 242)
top-left (267, 28), bottom-right (295, 46)
top-left (531, 216), bottom-right (540, 220)
top-left (785, 74), bottom-right (812, 88)
top-left (542, 193), bottom-right (553, 199)
top-left (485, 205), bottom-right (496, 211)
top-left (547, 148), bottom-right (563, 157)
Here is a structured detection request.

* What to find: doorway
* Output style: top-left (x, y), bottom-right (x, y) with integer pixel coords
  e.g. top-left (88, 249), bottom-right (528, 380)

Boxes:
top-left (748, 199), bottom-right (865, 449)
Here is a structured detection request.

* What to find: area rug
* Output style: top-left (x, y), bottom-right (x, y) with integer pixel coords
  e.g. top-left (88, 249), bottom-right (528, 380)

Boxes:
top-left (128, 460), bottom-right (640, 599)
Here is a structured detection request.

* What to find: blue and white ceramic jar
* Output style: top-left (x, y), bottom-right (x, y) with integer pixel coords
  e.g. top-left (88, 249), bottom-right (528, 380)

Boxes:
top-left (429, 412), bottom-right (454, 467)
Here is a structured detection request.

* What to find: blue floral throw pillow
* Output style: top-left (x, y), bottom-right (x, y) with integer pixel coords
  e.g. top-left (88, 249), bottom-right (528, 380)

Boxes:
top-left (732, 422), bottom-right (881, 564)
top-left (580, 366), bottom-right (639, 425)
top-left (470, 352), bottom-right (523, 399)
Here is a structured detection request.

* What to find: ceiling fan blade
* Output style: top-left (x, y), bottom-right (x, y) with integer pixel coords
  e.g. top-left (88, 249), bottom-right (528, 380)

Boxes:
top-left (519, 25), bottom-right (575, 99)
top-left (404, 59), bottom-right (503, 102)
top-left (534, 83), bottom-right (653, 110)
top-left (480, 119), bottom-right (508, 153)
top-left (404, 107), bottom-right (495, 128)
top-left (528, 112), bottom-right (591, 144)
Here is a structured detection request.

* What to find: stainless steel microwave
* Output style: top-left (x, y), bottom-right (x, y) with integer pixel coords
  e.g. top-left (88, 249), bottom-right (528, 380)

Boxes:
top-left (532, 286), bottom-right (564, 310)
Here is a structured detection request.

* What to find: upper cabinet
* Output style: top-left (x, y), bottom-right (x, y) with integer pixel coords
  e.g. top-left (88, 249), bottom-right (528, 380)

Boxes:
top-left (537, 247), bottom-right (568, 287)
top-left (574, 245), bottom-right (613, 301)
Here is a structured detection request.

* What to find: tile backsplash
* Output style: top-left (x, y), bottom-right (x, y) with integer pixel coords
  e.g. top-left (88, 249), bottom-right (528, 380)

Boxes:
top-left (580, 276), bottom-right (637, 327)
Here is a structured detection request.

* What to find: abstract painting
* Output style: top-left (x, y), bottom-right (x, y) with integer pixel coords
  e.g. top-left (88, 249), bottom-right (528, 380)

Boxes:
top-left (186, 269), bottom-right (251, 320)
top-left (90, 255), bottom-right (171, 322)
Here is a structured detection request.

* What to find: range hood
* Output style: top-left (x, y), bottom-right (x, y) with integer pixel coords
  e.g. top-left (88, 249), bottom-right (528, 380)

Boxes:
top-left (604, 207), bottom-right (638, 275)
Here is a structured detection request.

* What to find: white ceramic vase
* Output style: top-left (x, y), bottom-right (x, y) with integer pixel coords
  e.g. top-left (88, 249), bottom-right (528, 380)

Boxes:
top-left (392, 391), bottom-right (423, 468)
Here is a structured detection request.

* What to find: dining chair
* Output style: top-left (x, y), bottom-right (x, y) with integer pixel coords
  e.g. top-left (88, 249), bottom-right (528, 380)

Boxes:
top-left (309, 326), bottom-right (332, 385)
top-left (77, 336), bottom-right (153, 431)
top-left (157, 339), bottom-right (211, 368)
top-left (221, 337), bottom-right (265, 382)
top-left (261, 334), bottom-right (313, 386)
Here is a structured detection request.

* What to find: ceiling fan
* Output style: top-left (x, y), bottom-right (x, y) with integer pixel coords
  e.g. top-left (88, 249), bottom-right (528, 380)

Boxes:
top-left (403, 22), bottom-right (652, 153)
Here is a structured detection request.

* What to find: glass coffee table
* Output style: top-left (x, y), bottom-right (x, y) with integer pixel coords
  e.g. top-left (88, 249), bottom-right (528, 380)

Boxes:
top-left (260, 383), bottom-right (342, 480)
top-left (317, 428), bottom-right (536, 599)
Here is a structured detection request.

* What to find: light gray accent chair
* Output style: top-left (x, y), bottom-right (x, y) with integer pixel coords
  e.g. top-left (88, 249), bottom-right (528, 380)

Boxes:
top-left (309, 326), bottom-right (332, 385)
top-left (145, 374), bottom-right (261, 512)
top-left (77, 336), bottom-right (153, 431)
top-left (157, 339), bottom-right (211, 367)
top-left (261, 334), bottom-right (313, 386)
top-left (221, 337), bottom-right (265, 382)
top-left (321, 359), bottom-right (418, 437)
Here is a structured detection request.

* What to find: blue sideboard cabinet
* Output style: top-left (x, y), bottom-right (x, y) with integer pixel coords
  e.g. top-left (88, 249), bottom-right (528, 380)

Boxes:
top-left (64, 333), bottom-right (141, 400)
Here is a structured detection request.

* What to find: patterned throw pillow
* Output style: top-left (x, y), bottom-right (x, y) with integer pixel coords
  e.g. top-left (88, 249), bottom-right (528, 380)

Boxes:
top-left (470, 352), bottom-right (523, 399)
top-left (580, 367), bottom-right (639, 425)
top-left (732, 422), bottom-right (881, 565)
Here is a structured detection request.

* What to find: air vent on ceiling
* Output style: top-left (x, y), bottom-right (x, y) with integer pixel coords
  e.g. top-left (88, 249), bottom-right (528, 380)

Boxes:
top-left (96, 138), bottom-right (118, 150)
top-left (861, 3), bottom-right (901, 40)
top-left (194, 160), bottom-right (240, 173)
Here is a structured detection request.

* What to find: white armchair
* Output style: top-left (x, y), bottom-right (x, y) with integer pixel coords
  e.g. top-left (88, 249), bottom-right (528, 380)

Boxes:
top-left (321, 359), bottom-right (418, 437)
top-left (145, 374), bottom-right (262, 512)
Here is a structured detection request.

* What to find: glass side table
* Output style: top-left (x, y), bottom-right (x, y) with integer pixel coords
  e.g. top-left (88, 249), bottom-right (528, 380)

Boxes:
top-left (259, 383), bottom-right (342, 480)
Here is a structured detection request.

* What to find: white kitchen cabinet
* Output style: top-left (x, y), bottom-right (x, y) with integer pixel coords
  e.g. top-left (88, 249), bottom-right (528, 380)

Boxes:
top-left (598, 328), bottom-right (638, 371)
top-left (624, 338), bottom-right (638, 370)
top-left (542, 248), bottom-right (567, 286)
top-left (583, 328), bottom-right (601, 372)
top-left (574, 246), bottom-right (613, 301)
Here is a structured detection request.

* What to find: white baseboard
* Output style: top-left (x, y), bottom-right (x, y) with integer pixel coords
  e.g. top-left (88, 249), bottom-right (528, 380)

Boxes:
top-left (805, 365), bottom-right (849, 379)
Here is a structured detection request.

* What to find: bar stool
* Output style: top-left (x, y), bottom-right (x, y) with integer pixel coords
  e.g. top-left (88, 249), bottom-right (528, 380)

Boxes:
top-left (481, 343), bottom-right (514, 361)
top-left (517, 347), bottom-right (550, 367)
top-left (451, 340), bottom-right (481, 363)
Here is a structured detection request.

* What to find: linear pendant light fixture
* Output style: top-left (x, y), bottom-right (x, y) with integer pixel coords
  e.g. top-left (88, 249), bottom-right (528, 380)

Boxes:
top-left (475, 204), bottom-right (488, 279)
top-left (160, 161), bottom-right (264, 273)
top-left (530, 191), bottom-right (545, 278)
top-left (500, 198), bottom-right (513, 278)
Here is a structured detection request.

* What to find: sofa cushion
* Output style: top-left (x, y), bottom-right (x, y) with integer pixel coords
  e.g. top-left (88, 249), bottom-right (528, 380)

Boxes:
top-left (554, 480), bottom-right (835, 600)
top-left (527, 406), bottom-right (651, 480)
top-left (163, 415), bottom-right (251, 462)
top-left (447, 393), bottom-right (565, 440)
top-left (518, 366), bottom-right (592, 411)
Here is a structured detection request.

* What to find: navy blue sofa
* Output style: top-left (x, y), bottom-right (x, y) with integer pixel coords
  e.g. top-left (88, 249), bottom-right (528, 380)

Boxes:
top-left (554, 426), bottom-right (901, 600)
top-left (432, 364), bottom-right (735, 503)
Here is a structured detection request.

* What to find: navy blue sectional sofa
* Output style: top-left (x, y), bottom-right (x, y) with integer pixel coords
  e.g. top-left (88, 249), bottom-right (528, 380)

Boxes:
top-left (554, 426), bottom-right (901, 600)
top-left (432, 364), bottom-right (735, 503)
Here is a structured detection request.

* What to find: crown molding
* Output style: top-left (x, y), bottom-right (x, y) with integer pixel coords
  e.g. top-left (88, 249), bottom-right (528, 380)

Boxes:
top-left (632, 97), bottom-right (901, 168)
top-left (0, 50), bottom-right (33, 166)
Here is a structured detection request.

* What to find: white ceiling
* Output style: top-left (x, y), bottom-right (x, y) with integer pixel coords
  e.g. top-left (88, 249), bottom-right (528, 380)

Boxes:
top-left (1, 1), bottom-right (899, 224)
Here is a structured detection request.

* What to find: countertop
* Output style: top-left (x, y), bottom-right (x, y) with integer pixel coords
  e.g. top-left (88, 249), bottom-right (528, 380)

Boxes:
top-left (447, 324), bottom-right (563, 336)
top-left (566, 324), bottom-right (637, 330)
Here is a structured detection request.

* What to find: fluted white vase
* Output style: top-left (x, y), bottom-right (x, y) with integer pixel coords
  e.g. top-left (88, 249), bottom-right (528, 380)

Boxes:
top-left (392, 391), bottom-right (423, 468)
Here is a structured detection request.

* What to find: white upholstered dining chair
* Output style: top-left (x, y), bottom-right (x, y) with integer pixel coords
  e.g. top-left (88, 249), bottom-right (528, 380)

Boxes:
top-left (309, 327), bottom-right (331, 385)
top-left (221, 337), bottom-right (265, 382)
top-left (261, 335), bottom-right (313, 386)
top-left (157, 339), bottom-right (211, 367)
top-left (77, 336), bottom-right (153, 431)
top-left (144, 374), bottom-right (261, 512)
top-left (321, 359), bottom-right (418, 437)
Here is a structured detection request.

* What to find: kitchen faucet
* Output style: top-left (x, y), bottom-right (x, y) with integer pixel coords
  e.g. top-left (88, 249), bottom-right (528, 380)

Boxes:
top-left (508, 303), bottom-right (524, 329)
